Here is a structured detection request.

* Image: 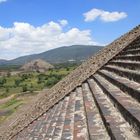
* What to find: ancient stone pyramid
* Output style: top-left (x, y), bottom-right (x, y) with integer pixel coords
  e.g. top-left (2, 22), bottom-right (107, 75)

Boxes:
top-left (20, 59), bottom-right (54, 72)
top-left (0, 25), bottom-right (140, 140)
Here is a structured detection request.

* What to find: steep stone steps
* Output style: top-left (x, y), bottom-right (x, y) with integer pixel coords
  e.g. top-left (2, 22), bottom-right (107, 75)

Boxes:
top-left (119, 49), bottom-right (140, 56)
top-left (13, 74), bottom-right (140, 140)
top-left (98, 69), bottom-right (140, 102)
top-left (93, 74), bottom-right (140, 136)
top-left (82, 83), bottom-right (109, 139)
top-left (44, 97), bottom-right (69, 139)
top-left (13, 61), bottom-right (140, 140)
top-left (16, 102), bottom-right (58, 139)
top-left (124, 47), bottom-right (140, 52)
top-left (32, 101), bottom-right (64, 139)
top-left (15, 89), bottom-right (90, 140)
top-left (73, 87), bottom-right (89, 140)
top-left (124, 37), bottom-right (140, 50)
top-left (108, 60), bottom-right (140, 70)
top-left (60, 92), bottom-right (76, 140)
top-left (37, 105), bottom-right (59, 139)
top-left (114, 55), bottom-right (140, 61)
top-left (87, 78), bottom-right (139, 140)
top-left (103, 65), bottom-right (140, 83)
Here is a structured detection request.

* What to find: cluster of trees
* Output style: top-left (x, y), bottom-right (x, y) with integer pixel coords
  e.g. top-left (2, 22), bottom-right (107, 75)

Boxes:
top-left (37, 73), bottom-right (65, 87)
top-left (0, 72), bottom-right (66, 98)
top-left (0, 74), bottom-right (35, 97)
top-left (0, 63), bottom-right (78, 98)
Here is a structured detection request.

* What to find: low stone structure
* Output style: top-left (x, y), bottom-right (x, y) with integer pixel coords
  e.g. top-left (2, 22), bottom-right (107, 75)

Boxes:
top-left (0, 25), bottom-right (140, 139)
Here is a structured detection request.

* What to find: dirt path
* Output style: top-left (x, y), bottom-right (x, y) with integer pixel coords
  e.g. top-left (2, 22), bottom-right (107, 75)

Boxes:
top-left (0, 95), bottom-right (15, 105)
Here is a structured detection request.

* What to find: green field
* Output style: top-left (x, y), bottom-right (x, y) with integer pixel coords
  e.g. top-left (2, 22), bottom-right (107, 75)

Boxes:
top-left (0, 63), bottom-right (78, 123)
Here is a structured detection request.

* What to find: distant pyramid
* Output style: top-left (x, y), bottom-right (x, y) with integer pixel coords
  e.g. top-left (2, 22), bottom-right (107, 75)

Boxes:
top-left (20, 59), bottom-right (54, 72)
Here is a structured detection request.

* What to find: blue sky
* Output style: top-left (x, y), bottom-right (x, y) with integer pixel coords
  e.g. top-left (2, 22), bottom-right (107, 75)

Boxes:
top-left (0, 0), bottom-right (140, 59)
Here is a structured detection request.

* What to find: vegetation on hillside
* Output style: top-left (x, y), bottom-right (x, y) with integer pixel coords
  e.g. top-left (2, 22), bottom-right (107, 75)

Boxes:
top-left (0, 65), bottom-right (20, 71)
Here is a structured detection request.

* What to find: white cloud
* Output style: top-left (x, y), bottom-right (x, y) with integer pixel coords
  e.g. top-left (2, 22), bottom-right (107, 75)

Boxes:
top-left (83, 8), bottom-right (127, 22)
top-left (0, 0), bottom-right (7, 3)
top-left (59, 19), bottom-right (68, 26)
top-left (0, 20), bottom-right (98, 59)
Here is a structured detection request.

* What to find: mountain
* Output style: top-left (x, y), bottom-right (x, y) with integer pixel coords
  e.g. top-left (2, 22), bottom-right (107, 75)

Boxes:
top-left (0, 45), bottom-right (103, 66)
top-left (20, 59), bottom-right (54, 72)
top-left (0, 59), bottom-right (7, 65)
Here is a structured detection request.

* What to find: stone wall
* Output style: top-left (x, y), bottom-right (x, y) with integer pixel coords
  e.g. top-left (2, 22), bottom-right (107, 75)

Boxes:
top-left (0, 25), bottom-right (140, 140)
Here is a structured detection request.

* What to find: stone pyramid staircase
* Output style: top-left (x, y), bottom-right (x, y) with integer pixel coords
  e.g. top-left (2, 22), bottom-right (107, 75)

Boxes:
top-left (0, 26), bottom-right (140, 140)
top-left (13, 29), bottom-right (140, 140)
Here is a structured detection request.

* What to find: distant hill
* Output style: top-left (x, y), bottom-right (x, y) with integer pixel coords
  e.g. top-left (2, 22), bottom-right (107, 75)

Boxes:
top-left (0, 45), bottom-right (103, 66)
top-left (0, 59), bottom-right (8, 65)
top-left (20, 59), bottom-right (54, 72)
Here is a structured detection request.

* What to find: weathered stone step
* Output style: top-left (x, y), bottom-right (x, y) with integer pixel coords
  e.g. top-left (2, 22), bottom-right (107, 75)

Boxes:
top-left (16, 102), bottom-right (58, 140)
top-left (114, 55), bottom-right (140, 61)
top-left (103, 65), bottom-right (140, 83)
top-left (119, 49), bottom-right (140, 56)
top-left (44, 97), bottom-right (69, 139)
top-left (124, 41), bottom-right (140, 50)
top-left (93, 74), bottom-right (140, 136)
top-left (60, 92), bottom-right (76, 140)
top-left (123, 48), bottom-right (140, 52)
top-left (31, 101), bottom-right (63, 139)
top-left (126, 46), bottom-right (140, 50)
top-left (82, 83), bottom-right (109, 140)
top-left (31, 107), bottom-right (58, 139)
top-left (87, 78), bottom-right (139, 140)
top-left (53, 92), bottom-right (75, 140)
top-left (73, 87), bottom-right (89, 140)
top-left (98, 69), bottom-right (140, 102)
top-left (108, 60), bottom-right (140, 70)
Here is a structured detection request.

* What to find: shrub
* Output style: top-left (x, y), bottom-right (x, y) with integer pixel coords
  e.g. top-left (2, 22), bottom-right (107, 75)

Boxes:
top-left (21, 74), bottom-right (28, 81)
top-left (0, 78), bottom-right (6, 87)
top-left (5, 87), bottom-right (9, 93)
top-left (22, 85), bottom-right (28, 92)
top-left (15, 79), bottom-right (21, 86)
top-left (46, 77), bottom-right (60, 87)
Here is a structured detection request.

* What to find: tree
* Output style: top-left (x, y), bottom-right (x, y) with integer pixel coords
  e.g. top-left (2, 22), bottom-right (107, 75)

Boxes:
top-left (22, 85), bottom-right (28, 92)
top-left (46, 77), bottom-right (59, 87)
top-left (5, 87), bottom-right (9, 93)
top-left (0, 78), bottom-right (6, 87)
top-left (66, 67), bottom-right (70, 71)
top-left (15, 79), bottom-right (21, 86)
top-left (21, 74), bottom-right (28, 81)
top-left (37, 74), bottom-right (47, 84)
top-left (29, 83), bottom-right (34, 93)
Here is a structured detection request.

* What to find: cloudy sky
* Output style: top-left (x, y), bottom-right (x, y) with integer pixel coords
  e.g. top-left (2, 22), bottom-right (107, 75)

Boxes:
top-left (0, 0), bottom-right (140, 60)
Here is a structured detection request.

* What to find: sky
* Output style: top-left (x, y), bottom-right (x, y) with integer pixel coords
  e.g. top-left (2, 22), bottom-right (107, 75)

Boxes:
top-left (0, 0), bottom-right (140, 60)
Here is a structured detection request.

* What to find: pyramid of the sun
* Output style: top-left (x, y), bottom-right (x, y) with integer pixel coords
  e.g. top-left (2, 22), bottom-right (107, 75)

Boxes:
top-left (0, 25), bottom-right (140, 140)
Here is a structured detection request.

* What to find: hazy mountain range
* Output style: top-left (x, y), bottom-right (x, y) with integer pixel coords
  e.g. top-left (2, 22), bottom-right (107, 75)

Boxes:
top-left (0, 45), bottom-right (103, 66)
